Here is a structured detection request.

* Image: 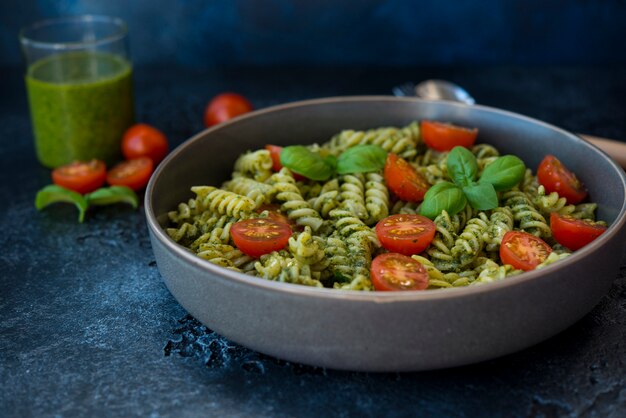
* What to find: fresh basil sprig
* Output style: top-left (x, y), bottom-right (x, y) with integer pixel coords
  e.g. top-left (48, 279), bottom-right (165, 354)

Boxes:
top-left (337, 145), bottom-right (387, 175)
top-left (280, 144), bottom-right (387, 180)
top-left (420, 146), bottom-right (526, 219)
top-left (86, 186), bottom-right (139, 208)
top-left (447, 146), bottom-right (477, 187)
top-left (420, 182), bottom-right (467, 219)
top-left (280, 146), bottom-right (335, 181)
top-left (35, 185), bottom-right (89, 223)
top-left (35, 185), bottom-right (139, 223)
top-left (478, 155), bottom-right (526, 191)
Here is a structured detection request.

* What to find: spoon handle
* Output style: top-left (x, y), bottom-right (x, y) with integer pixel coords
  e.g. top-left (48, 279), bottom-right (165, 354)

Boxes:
top-left (579, 134), bottom-right (626, 168)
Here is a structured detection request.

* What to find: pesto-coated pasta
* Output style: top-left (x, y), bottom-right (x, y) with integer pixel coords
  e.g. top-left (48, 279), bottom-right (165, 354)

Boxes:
top-left (166, 120), bottom-right (604, 291)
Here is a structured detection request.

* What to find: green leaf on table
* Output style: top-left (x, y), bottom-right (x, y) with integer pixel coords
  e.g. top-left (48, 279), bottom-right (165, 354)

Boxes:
top-left (479, 155), bottom-right (526, 191)
top-left (86, 186), bottom-right (139, 208)
top-left (419, 182), bottom-right (467, 219)
top-left (280, 146), bottom-right (335, 181)
top-left (463, 182), bottom-right (499, 210)
top-left (447, 146), bottom-right (478, 187)
top-left (35, 185), bottom-right (88, 223)
top-left (337, 145), bottom-right (387, 174)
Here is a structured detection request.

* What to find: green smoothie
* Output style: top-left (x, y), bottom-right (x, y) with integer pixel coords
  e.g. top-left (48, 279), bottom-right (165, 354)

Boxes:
top-left (26, 51), bottom-right (134, 168)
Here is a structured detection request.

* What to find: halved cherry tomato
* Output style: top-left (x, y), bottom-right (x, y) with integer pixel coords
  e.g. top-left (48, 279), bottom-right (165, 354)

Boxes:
top-left (230, 218), bottom-right (292, 258)
top-left (370, 253), bottom-right (429, 291)
top-left (384, 153), bottom-right (430, 202)
top-left (421, 121), bottom-right (478, 152)
top-left (121, 123), bottom-right (169, 164)
top-left (51, 160), bottom-right (106, 194)
top-left (500, 231), bottom-right (552, 271)
top-left (265, 145), bottom-right (284, 172)
top-left (550, 212), bottom-right (607, 251)
top-left (375, 214), bottom-right (436, 256)
top-left (203, 92), bottom-right (253, 127)
top-left (537, 155), bottom-right (587, 204)
top-left (255, 203), bottom-right (301, 231)
top-left (106, 157), bottom-right (154, 191)
top-left (264, 144), bottom-right (306, 181)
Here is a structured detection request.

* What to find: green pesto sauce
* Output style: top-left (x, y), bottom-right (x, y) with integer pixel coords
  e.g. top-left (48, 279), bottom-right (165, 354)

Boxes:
top-left (26, 51), bottom-right (134, 168)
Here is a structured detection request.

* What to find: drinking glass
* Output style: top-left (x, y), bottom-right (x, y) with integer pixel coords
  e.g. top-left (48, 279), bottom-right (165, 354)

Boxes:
top-left (20, 15), bottom-right (135, 168)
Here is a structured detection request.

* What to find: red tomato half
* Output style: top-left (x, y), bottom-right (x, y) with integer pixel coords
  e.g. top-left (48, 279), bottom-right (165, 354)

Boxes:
top-left (421, 121), bottom-right (478, 152)
top-left (230, 218), bottom-right (292, 258)
top-left (384, 153), bottom-right (430, 202)
top-left (203, 93), bottom-right (253, 127)
top-left (51, 160), bottom-right (106, 194)
top-left (370, 253), bottom-right (429, 291)
top-left (550, 212), bottom-right (607, 251)
top-left (265, 145), bottom-right (284, 172)
top-left (264, 144), bottom-right (306, 181)
top-left (121, 123), bottom-right (169, 164)
top-left (375, 214), bottom-right (436, 256)
top-left (500, 231), bottom-right (552, 271)
top-left (106, 157), bottom-right (154, 191)
top-left (537, 155), bottom-right (587, 204)
top-left (255, 203), bottom-right (301, 231)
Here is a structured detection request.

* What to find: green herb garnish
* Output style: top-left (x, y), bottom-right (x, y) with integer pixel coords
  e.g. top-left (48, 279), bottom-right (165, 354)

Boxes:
top-left (281, 144), bottom-right (387, 180)
top-left (420, 146), bottom-right (526, 219)
top-left (35, 185), bottom-right (89, 223)
top-left (35, 185), bottom-right (139, 223)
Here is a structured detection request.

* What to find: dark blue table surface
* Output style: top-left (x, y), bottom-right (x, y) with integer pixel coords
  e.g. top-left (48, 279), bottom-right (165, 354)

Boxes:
top-left (1, 65), bottom-right (625, 417)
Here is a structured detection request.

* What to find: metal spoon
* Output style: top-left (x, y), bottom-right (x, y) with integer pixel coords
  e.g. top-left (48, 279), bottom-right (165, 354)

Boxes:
top-left (392, 79), bottom-right (626, 168)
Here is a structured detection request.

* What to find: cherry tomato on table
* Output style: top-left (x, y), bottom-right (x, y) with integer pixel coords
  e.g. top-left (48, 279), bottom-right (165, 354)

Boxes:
top-left (375, 214), bottom-right (436, 256)
top-left (384, 153), bottom-right (430, 202)
top-left (106, 157), bottom-right (154, 191)
top-left (550, 212), bottom-right (607, 251)
top-left (121, 123), bottom-right (169, 164)
top-left (230, 218), bottom-right (292, 258)
top-left (500, 231), bottom-right (552, 271)
top-left (204, 93), bottom-right (253, 127)
top-left (51, 160), bottom-right (106, 194)
top-left (421, 121), bottom-right (478, 152)
top-left (537, 155), bottom-right (587, 204)
top-left (370, 253), bottom-right (429, 291)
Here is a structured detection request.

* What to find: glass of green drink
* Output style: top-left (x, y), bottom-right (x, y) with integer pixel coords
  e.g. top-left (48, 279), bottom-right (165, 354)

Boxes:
top-left (20, 15), bottom-right (135, 168)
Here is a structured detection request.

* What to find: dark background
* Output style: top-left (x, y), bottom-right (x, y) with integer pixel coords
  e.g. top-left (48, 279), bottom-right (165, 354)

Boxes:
top-left (3, 0), bottom-right (626, 68)
top-left (2, 1), bottom-right (626, 417)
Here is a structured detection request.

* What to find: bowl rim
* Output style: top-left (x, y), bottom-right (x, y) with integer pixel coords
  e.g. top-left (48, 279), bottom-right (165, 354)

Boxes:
top-left (145, 95), bottom-right (626, 302)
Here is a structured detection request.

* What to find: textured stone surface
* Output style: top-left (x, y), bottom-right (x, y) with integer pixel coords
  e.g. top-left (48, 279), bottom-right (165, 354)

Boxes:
top-left (1, 65), bottom-right (625, 417)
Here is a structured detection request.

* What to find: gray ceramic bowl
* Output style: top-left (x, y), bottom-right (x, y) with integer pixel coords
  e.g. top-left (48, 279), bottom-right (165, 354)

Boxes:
top-left (146, 97), bottom-right (626, 372)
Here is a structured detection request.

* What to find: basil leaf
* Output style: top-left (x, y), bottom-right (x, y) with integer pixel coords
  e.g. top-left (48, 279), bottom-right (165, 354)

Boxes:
top-left (447, 146), bottom-right (478, 187)
top-left (479, 155), bottom-right (526, 191)
top-left (324, 154), bottom-right (338, 172)
top-left (336, 145), bottom-right (387, 175)
top-left (86, 186), bottom-right (139, 209)
top-left (280, 146), bottom-right (334, 181)
top-left (463, 182), bottom-right (498, 210)
top-left (419, 182), bottom-right (467, 219)
top-left (35, 185), bottom-right (88, 223)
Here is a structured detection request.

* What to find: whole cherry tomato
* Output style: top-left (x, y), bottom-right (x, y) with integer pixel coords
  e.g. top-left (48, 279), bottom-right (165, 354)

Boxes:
top-left (121, 123), bottom-right (169, 164)
top-left (203, 93), bottom-right (253, 127)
